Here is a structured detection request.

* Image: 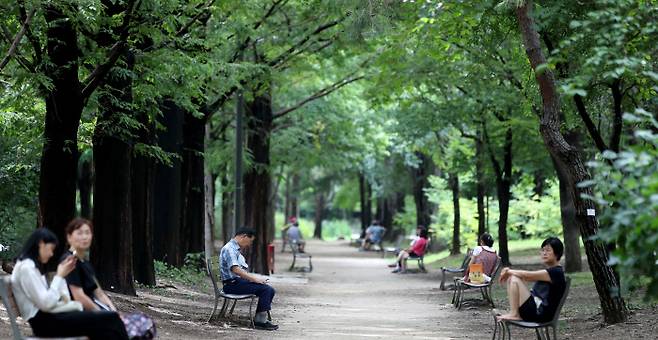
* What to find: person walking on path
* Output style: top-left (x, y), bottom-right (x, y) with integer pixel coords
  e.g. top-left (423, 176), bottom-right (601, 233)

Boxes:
top-left (219, 228), bottom-right (278, 330)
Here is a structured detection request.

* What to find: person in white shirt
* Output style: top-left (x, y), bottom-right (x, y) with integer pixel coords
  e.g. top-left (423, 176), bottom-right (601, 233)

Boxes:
top-left (11, 228), bottom-right (128, 339)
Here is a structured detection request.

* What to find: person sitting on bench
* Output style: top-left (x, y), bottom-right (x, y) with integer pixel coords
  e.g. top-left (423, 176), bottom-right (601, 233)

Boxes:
top-left (11, 228), bottom-right (128, 339)
top-left (389, 228), bottom-right (428, 273)
top-left (219, 227), bottom-right (278, 331)
top-left (496, 237), bottom-right (566, 323)
top-left (463, 233), bottom-right (498, 283)
top-left (361, 220), bottom-right (386, 250)
top-left (286, 220), bottom-right (306, 252)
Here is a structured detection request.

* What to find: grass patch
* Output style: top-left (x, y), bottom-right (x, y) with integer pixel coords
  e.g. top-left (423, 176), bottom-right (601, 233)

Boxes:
top-left (154, 260), bottom-right (208, 288)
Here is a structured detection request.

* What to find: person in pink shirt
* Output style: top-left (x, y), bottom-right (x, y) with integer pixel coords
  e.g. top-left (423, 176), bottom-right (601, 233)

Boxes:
top-left (391, 228), bottom-right (428, 273)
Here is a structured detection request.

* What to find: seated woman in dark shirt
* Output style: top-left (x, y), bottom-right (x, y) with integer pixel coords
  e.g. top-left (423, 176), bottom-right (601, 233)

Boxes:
top-left (496, 237), bottom-right (566, 323)
top-left (60, 218), bottom-right (116, 311)
top-left (61, 218), bottom-right (156, 339)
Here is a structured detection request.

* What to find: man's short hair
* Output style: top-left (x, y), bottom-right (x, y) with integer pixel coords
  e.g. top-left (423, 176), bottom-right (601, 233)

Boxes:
top-left (235, 227), bottom-right (256, 238)
top-left (541, 237), bottom-right (564, 261)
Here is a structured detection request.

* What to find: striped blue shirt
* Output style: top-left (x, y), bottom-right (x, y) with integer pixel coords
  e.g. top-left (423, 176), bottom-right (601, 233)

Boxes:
top-left (219, 239), bottom-right (248, 280)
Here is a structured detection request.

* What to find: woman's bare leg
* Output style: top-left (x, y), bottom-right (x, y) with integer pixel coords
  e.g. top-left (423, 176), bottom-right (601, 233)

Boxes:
top-left (497, 275), bottom-right (531, 320)
top-left (399, 251), bottom-right (410, 272)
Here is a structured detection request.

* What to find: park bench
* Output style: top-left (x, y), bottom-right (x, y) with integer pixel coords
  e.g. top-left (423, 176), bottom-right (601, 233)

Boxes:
top-left (405, 239), bottom-right (431, 273)
top-left (439, 248), bottom-right (472, 290)
top-left (492, 277), bottom-right (571, 340)
top-left (0, 275), bottom-right (87, 340)
top-left (452, 256), bottom-right (502, 310)
top-left (205, 259), bottom-right (271, 328)
top-left (289, 240), bottom-right (312, 272)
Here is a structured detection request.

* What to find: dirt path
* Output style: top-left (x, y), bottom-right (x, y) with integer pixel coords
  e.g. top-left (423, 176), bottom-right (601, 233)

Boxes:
top-left (257, 239), bottom-right (489, 340)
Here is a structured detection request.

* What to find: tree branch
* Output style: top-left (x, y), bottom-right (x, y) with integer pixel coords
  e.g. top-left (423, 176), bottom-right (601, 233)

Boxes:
top-left (175, 0), bottom-right (217, 37)
top-left (273, 75), bottom-right (364, 120)
top-left (483, 120), bottom-right (503, 178)
top-left (268, 17), bottom-right (344, 68)
top-left (573, 94), bottom-right (608, 153)
top-left (609, 78), bottom-right (623, 153)
top-left (18, 0), bottom-right (42, 67)
top-left (81, 0), bottom-right (138, 99)
top-left (0, 8), bottom-right (35, 71)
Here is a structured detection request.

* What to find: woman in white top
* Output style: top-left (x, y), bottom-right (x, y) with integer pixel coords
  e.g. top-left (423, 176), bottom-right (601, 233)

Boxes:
top-left (11, 228), bottom-right (128, 339)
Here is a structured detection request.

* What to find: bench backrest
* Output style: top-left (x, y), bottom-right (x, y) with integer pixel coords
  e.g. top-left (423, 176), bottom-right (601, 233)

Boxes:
top-left (550, 277), bottom-right (571, 324)
top-left (205, 259), bottom-right (221, 293)
top-left (460, 249), bottom-right (472, 269)
top-left (0, 275), bottom-right (24, 340)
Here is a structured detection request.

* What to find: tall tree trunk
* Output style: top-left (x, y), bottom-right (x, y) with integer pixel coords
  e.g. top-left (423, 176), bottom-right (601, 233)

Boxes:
top-left (412, 152), bottom-right (433, 228)
top-left (243, 94), bottom-right (273, 274)
top-left (551, 131), bottom-right (582, 273)
top-left (92, 134), bottom-right (135, 295)
top-left (39, 5), bottom-right (83, 243)
top-left (204, 123), bottom-right (215, 262)
top-left (496, 177), bottom-right (512, 266)
top-left (267, 176), bottom-right (277, 244)
top-left (448, 173), bottom-right (461, 255)
top-left (131, 99), bottom-right (157, 286)
top-left (284, 174), bottom-right (292, 222)
top-left (91, 51), bottom-right (136, 295)
top-left (78, 150), bottom-right (93, 219)
top-left (381, 196), bottom-right (395, 236)
top-left (153, 100), bottom-right (184, 266)
top-left (220, 170), bottom-right (233, 245)
top-left (486, 126), bottom-right (513, 266)
top-left (181, 113), bottom-right (206, 256)
top-left (515, 1), bottom-right (627, 323)
top-left (375, 197), bottom-right (384, 222)
top-left (313, 192), bottom-right (325, 239)
top-left (358, 173), bottom-right (372, 237)
top-left (475, 130), bottom-right (486, 237)
top-left (132, 136), bottom-right (156, 286)
top-left (290, 174), bottom-right (300, 219)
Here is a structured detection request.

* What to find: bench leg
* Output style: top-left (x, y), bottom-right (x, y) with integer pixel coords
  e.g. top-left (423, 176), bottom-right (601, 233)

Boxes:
top-left (534, 328), bottom-right (543, 340)
top-left (218, 298), bottom-right (229, 319)
top-left (290, 255), bottom-right (296, 271)
top-left (208, 293), bottom-right (220, 322)
top-left (249, 297), bottom-right (255, 328)
top-left (308, 257), bottom-right (313, 272)
top-left (441, 270), bottom-right (447, 290)
top-left (492, 319), bottom-right (499, 340)
top-left (229, 299), bottom-right (238, 315)
top-left (487, 286), bottom-right (495, 308)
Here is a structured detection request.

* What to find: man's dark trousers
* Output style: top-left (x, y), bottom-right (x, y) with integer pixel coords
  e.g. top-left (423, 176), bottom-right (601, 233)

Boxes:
top-left (223, 278), bottom-right (275, 312)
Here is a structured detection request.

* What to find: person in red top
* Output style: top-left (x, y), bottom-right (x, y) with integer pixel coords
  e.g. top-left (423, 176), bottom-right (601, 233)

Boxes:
top-left (391, 228), bottom-right (429, 273)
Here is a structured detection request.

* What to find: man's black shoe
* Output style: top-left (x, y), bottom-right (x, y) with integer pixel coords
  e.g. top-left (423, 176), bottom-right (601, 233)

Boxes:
top-left (254, 321), bottom-right (279, 331)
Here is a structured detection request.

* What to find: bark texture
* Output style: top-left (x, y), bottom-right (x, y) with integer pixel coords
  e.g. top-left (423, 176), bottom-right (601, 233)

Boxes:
top-left (515, 1), bottom-right (627, 323)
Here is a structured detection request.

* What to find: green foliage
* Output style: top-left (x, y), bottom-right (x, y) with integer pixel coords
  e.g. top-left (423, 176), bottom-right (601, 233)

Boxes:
top-left (392, 196), bottom-right (417, 235)
top-left (154, 257), bottom-right (207, 287)
top-left (587, 112), bottom-right (658, 299)
top-left (0, 100), bottom-right (43, 260)
top-left (426, 174), bottom-right (562, 249)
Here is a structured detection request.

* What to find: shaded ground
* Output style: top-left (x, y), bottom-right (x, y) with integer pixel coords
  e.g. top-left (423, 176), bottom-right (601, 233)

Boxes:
top-left (2, 239), bottom-right (656, 339)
